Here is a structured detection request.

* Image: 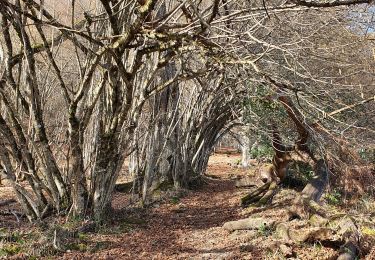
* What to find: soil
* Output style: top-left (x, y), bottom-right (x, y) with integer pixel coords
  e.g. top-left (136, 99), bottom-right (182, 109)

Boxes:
top-left (61, 153), bottom-right (251, 260)
top-left (1, 153), bottom-right (374, 259)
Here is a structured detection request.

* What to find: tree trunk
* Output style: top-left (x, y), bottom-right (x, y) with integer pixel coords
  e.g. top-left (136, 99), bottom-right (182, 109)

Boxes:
top-left (69, 119), bottom-right (88, 217)
top-left (302, 159), bottom-right (328, 202)
top-left (241, 134), bottom-right (250, 168)
top-left (91, 136), bottom-right (123, 220)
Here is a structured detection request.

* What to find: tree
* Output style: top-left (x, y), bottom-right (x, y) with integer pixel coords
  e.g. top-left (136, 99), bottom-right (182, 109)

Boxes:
top-left (236, 1), bottom-right (375, 204)
top-left (0, 0), bottom-right (373, 222)
top-left (0, 0), bottom-right (240, 220)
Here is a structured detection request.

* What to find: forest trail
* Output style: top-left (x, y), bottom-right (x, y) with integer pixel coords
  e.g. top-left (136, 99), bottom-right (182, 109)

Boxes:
top-left (61, 153), bottom-right (255, 259)
top-left (2, 153), bottom-right (372, 259)
top-left (60, 153), bottom-right (345, 260)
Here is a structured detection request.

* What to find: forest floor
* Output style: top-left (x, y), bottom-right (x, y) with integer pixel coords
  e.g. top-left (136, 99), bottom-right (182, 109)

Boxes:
top-left (1, 152), bottom-right (375, 259)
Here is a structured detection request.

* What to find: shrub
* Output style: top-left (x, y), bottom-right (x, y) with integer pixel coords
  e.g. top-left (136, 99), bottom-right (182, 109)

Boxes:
top-left (325, 189), bottom-right (342, 205)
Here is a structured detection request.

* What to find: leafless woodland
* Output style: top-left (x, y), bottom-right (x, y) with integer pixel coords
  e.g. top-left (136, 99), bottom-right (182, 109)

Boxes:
top-left (0, 0), bottom-right (374, 258)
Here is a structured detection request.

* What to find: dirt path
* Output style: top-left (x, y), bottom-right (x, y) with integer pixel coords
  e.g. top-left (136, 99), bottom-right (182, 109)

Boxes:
top-left (114, 179), bottom-right (241, 259)
top-left (3, 153), bottom-right (370, 259)
top-left (61, 153), bottom-right (257, 260)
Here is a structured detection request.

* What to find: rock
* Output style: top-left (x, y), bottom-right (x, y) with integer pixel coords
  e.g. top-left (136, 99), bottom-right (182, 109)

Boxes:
top-left (279, 244), bottom-right (293, 257)
top-left (301, 159), bottom-right (328, 202)
top-left (292, 227), bottom-right (335, 242)
top-left (337, 249), bottom-right (356, 260)
top-left (274, 223), bottom-right (291, 241)
top-left (275, 223), bottom-right (335, 243)
top-left (77, 221), bottom-right (96, 233)
top-left (309, 214), bottom-right (329, 227)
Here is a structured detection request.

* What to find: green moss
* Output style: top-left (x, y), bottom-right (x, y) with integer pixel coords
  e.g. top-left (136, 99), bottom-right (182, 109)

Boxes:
top-left (62, 216), bottom-right (84, 229)
top-left (362, 227), bottom-right (375, 236)
top-left (98, 217), bottom-right (146, 235)
top-left (32, 43), bottom-right (44, 50)
top-left (0, 244), bottom-right (22, 256)
top-left (118, 217), bottom-right (146, 233)
top-left (77, 232), bottom-right (88, 241)
top-left (170, 196), bottom-right (180, 204)
top-left (66, 242), bottom-right (87, 252)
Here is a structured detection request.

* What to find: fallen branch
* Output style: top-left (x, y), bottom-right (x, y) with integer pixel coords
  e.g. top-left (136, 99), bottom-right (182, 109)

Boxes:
top-left (0, 198), bottom-right (17, 207)
top-left (11, 211), bottom-right (20, 222)
top-left (0, 210), bottom-right (24, 218)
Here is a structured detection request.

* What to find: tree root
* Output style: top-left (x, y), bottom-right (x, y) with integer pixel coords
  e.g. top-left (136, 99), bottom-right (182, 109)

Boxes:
top-left (223, 217), bottom-right (275, 232)
top-left (337, 217), bottom-right (360, 260)
top-left (241, 181), bottom-right (277, 207)
top-left (235, 176), bottom-right (257, 188)
top-left (235, 158), bottom-right (360, 259)
top-left (287, 199), bottom-right (360, 259)
top-left (258, 181), bottom-right (278, 205)
top-left (301, 159), bottom-right (328, 202)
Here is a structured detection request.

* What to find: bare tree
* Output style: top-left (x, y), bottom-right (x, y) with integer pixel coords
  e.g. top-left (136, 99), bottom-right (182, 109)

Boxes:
top-left (0, 0), bottom-right (373, 223)
top-left (0, 0), bottom-right (231, 220)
